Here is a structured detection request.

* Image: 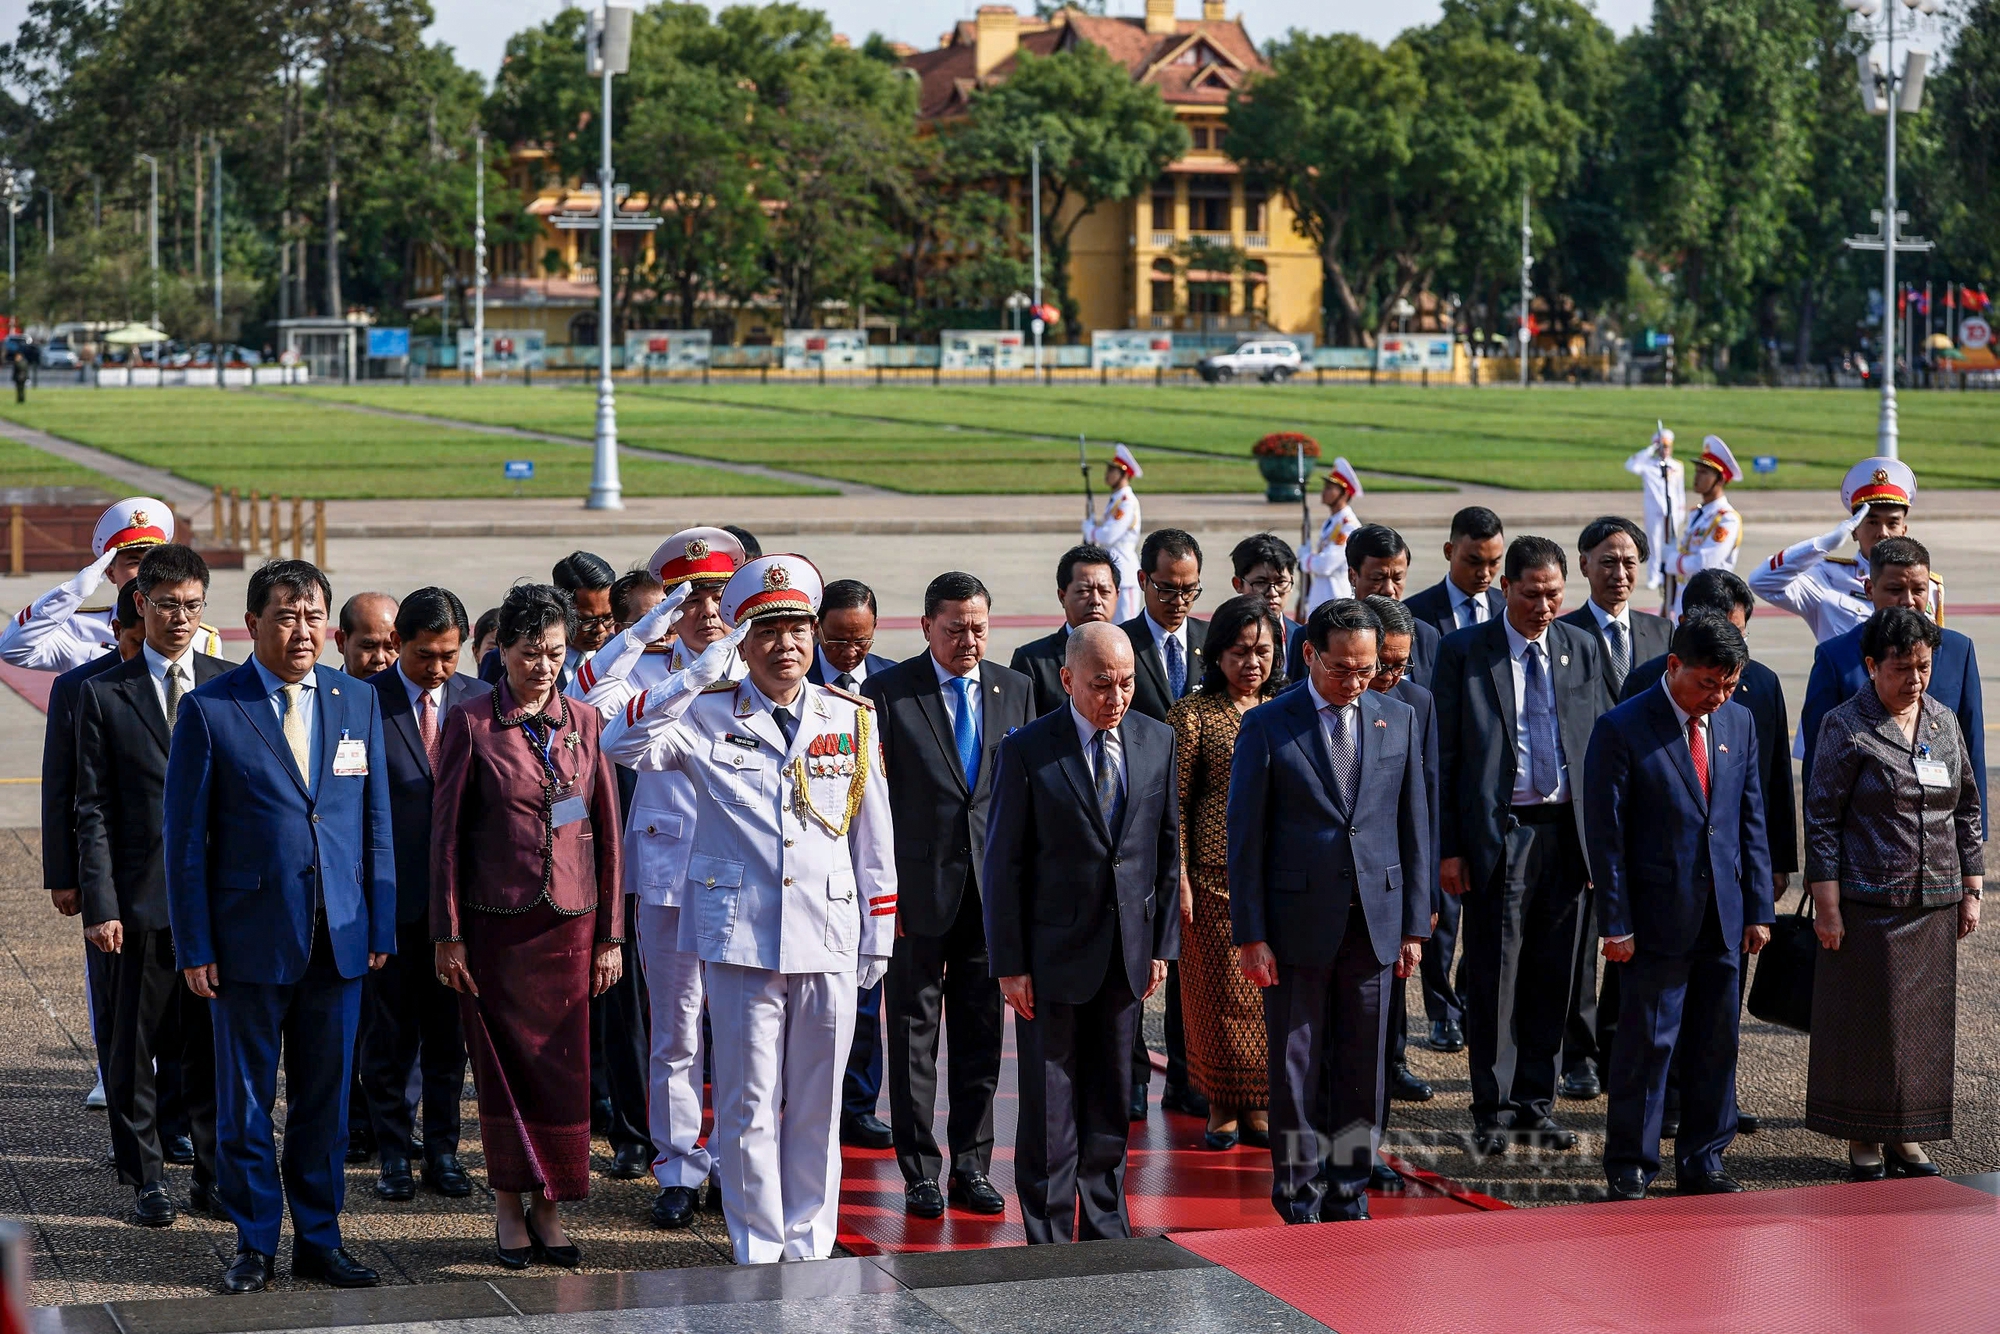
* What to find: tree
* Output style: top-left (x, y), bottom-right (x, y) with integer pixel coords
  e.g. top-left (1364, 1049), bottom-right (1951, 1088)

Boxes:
top-left (957, 44), bottom-right (1186, 338)
top-left (1926, 0), bottom-right (2000, 284)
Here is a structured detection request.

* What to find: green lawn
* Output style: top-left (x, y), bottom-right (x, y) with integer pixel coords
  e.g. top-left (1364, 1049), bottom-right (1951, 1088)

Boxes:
top-left (0, 434), bottom-right (129, 495)
top-left (0, 393), bottom-right (822, 498)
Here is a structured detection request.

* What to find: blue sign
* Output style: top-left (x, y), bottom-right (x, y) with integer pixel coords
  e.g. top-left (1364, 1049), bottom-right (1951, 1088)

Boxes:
top-left (367, 327), bottom-right (411, 358)
top-left (503, 460), bottom-right (535, 481)
top-left (1753, 455), bottom-right (1778, 475)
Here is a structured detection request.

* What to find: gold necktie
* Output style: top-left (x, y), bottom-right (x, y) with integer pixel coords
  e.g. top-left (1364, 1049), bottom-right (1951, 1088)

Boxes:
top-left (280, 682), bottom-right (311, 781)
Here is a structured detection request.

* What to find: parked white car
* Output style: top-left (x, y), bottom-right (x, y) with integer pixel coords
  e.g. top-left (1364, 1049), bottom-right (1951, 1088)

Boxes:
top-left (42, 337), bottom-right (78, 369)
top-left (1197, 339), bottom-right (1304, 383)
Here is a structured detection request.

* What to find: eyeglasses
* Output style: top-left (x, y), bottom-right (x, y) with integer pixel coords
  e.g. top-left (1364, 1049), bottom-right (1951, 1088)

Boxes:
top-left (576, 613), bottom-right (617, 632)
top-left (1374, 661), bottom-right (1409, 682)
top-left (146, 598), bottom-right (205, 622)
top-left (1242, 576), bottom-right (1295, 596)
top-left (1318, 665), bottom-right (1377, 685)
top-left (821, 637), bottom-right (875, 651)
top-left (1147, 581), bottom-right (1203, 604)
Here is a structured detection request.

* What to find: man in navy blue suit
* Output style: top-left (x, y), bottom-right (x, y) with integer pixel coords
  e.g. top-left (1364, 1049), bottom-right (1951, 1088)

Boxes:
top-left (1286, 526), bottom-right (1438, 690)
top-left (1402, 506), bottom-right (1506, 639)
top-left (1229, 599), bottom-right (1431, 1222)
top-left (1799, 535), bottom-right (1985, 830)
top-left (809, 579), bottom-right (898, 1149)
top-left (1585, 613), bottom-right (1774, 1200)
top-left (165, 560), bottom-right (395, 1293)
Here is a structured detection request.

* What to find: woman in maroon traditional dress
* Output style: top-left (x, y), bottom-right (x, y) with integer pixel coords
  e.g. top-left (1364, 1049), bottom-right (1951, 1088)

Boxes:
top-left (432, 583), bottom-right (623, 1268)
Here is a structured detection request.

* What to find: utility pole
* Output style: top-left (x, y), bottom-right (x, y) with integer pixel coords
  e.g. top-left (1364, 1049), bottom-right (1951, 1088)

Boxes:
top-left (213, 135), bottom-right (223, 338)
top-left (136, 153), bottom-right (159, 330)
top-left (5, 175), bottom-right (16, 321)
top-left (585, 5), bottom-right (633, 510)
top-left (1031, 141), bottom-right (1043, 383)
top-left (474, 127), bottom-right (486, 382)
top-left (1517, 188), bottom-right (1531, 389)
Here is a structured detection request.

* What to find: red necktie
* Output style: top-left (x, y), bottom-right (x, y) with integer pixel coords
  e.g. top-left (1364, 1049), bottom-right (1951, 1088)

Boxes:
top-left (1688, 716), bottom-right (1709, 799)
top-left (418, 690), bottom-right (442, 773)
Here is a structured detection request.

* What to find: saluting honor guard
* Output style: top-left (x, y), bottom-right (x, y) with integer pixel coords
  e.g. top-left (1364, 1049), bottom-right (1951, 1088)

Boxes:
top-left (601, 554), bottom-right (895, 1265)
top-left (1, 496), bottom-right (222, 671)
top-left (1625, 425), bottom-right (1686, 591)
top-left (1083, 444), bottom-right (1145, 623)
top-left (567, 526), bottom-right (747, 1228)
top-left (1747, 455), bottom-right (1938, 641)
top-left (1298, 456), bottom-right (1363, 614)
top-left (1666, 436), bottom-right (1744, 616)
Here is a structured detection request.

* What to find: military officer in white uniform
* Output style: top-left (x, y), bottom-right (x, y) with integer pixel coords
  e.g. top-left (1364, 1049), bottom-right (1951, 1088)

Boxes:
top-left (1298, 455), bottom-right (1363, 613)
top-left (601, 554), bottom-right (895, 1265)
top-left (568, 526), bottom-right (746, 1229)
top-left (1624, 425), bottom-right (1686, 591)
top-left (2, 496), bottom-right (221, 670)
top-left (1746, 455), bottom-right (1938, 641)
top-left (1082, 444), bottom-right (1144, 623)
top-left (1666, 435), bottom-right (1744, 616)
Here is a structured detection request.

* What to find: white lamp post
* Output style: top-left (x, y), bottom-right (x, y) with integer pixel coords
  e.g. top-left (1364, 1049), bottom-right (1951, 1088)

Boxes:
top-left (584, 4), bottom-right (634, 510)
top-left (474, 126), bottom-right (486, 383)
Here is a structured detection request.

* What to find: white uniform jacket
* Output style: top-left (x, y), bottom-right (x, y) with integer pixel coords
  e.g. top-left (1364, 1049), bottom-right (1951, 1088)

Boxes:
top-left (567, 629), bottom-right (745, 908)
top-left (3, 568), bottom-right (220, 671)
top-left (1083, 485), bottom-right (1142, 620)
top-left (1299, 507), bottom-right (1362, 613)
top-left (1747, 538), bottom-right (1943, 643)
top-left (601, 675), bottom-right (896, 974)
top-left (1668, 497), bottom-right (1742, 607)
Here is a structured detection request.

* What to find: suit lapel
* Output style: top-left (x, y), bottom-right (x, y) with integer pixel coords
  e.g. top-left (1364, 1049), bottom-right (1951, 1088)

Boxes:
top-left (231, 664), bottom-right (310, 798)
top-left (313, 668), bottom-right (342, 798)
top-left (1647, 686), bottom-right (1708, 812)
top-left (1287, 687), bottom-right (1341, 801)
top-left (1136, 636), bottom-right (1169, 709)
top-left (119, 661), bottom-right (172, 753)
top-left (1055, 714), bottom-right (1112, 843)
top-left (914, 671), bottom-right (969, 796)
top-left (384, 686), bottom-right (429, 777)
top-left (974, 672), bottom-right (1008, 800)
top-left (1482, 624), bottom-right (1517, 742)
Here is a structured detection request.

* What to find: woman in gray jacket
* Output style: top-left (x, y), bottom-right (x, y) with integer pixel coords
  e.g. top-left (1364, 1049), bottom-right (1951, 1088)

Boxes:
top-left (1804, 607), bottom-right (1982, 1181)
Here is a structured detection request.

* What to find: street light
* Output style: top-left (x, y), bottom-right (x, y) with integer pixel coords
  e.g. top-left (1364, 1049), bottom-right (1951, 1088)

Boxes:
top-left (136, 153), bottom-right (159, 330)
top-left (1841, 0), bottom-right (1942, 460)
top-left (474, 126), bottom-right (487, 383)
top-left (1031, 141), bottom-right (1043, 382)
top-left (583, 3), bottom-right (635, 511)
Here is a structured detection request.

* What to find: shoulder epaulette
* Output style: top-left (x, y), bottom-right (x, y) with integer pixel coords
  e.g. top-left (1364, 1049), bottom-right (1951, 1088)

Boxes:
top-left (700, 680), bottom-right (736, 693)
top-left (826, 684), bottom-right (874, 709)
top-left (1928, 571), bottom-right (1944, 586)
top-left (1826, 556), bottom-right (1859, 568)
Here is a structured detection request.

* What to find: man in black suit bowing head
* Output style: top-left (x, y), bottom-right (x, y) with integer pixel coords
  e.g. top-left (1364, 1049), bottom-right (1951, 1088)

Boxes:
top-left (362, 587), bottom-right (488, 1203)
top-left (1433, 535), bottom-right (1610, 1157)
top-left (1010, 545), bottom-right (1120, 717)
top-left (983, 621), bottom-right (1179, 1243)
top-left (863, 572), bottom-right (1036, 1219)
top-left (1404, 506), bottom-right (1506, 638)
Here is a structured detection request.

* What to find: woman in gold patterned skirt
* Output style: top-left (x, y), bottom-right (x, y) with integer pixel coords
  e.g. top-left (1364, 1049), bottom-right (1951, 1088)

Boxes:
top-left (1169, 594), bottom-right (1283, 1149)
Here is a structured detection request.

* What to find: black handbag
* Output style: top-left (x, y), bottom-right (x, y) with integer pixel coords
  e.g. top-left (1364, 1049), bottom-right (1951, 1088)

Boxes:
top-left (1747, 892), bottom-right (1817, 1032)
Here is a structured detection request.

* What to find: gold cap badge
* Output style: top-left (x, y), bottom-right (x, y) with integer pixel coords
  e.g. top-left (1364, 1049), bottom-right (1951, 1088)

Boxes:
top-left (764, 565), bottom-right (791, 591)
top-left (685, 537), bottom-right (710, 560)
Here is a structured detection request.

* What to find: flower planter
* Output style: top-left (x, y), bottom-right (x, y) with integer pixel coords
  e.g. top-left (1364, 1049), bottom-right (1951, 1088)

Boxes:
top-left (1257, 452), bottom-right (1312, 503)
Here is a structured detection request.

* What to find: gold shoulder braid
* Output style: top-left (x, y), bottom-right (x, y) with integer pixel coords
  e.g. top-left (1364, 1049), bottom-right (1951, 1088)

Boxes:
top-left (789, 705), bottom-right (871, 838)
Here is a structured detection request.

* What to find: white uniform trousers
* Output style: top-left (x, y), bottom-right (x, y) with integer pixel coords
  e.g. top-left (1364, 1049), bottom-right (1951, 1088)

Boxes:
top-left (636, 903), bottom-right (712, 1190)
top-left (703, 962), bottom-right (856, 1264)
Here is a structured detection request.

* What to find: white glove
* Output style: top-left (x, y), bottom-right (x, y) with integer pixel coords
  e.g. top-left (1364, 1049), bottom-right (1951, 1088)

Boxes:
top-left (631, 582), bottom-right (689, 645)
top-left (76, 548), bottom-right (118, 595)
top-left (857, 955), bottom-right (889, 990)
top-left (1816, 506), bottom-right (1869, 554)
top-left (681, 617), bottom-right (752, 693)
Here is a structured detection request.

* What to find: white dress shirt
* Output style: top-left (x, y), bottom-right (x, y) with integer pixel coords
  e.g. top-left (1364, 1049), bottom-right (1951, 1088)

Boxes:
top-left (142, 641), bottom-right (197, 721)
top-left (1142, 611), bottom-right (1191, 688)
top-left (1585, 598), bottom-right (1629, 639)
top-left (933, 655), bottom-right (983, 742)
top-left (1502, 618), bottom-right (1569, 805)
top-left (398, 660), bottom-right (446, 717)
top-left (1070, 703), bottom-right (1125, 800)
top-left (1306, 677), bottom-right (1358, 773)
top-left (817, 647), bottom-right (872, 689)
top-left (250, 654), bottom-right (318, 788)
top-left (1450, 580), bottom-right (1491, 629)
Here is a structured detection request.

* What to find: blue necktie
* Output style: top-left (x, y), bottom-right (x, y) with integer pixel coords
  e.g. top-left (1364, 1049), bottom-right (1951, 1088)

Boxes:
top-left (951, 676), bottom-right (980, 791)
top-left (1523, 643), bottom-right (1560, 798)
top-left (772, 705), bottom-right (797, 749)
top-left (1165, 632), bottom-right (1186, 700)
top-left (1094, 729), bottom-right (1124, 835)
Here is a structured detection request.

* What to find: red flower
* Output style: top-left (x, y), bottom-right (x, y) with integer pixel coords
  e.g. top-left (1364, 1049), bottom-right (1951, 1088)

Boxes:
top-left (1252, 432), bottom-right (1321, 459)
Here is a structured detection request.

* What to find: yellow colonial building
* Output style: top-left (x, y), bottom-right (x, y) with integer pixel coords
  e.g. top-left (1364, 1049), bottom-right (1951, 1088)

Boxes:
top-left (903, 0), bottom-right (1322, 338)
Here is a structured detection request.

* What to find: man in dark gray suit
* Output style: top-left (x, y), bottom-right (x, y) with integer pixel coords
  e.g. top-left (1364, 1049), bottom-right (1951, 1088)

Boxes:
top-left (1433, 536), bottom-right (1610, 1156)
top-left (363, 587), bottom-right (487, 1203)
top-left (1403, 506), bottom-right (1506, 638)
top-left (982, 622), bottom-right (1179, 1243)
top-left (863, 572), bottom-right (1036, 1219)
top-left (1556, 516), bottom-right (1674, 1102)
top-left (1228, 599), bottom-right (1430, 1222)
top-left (1009, 545), bottom-right (1120, 717)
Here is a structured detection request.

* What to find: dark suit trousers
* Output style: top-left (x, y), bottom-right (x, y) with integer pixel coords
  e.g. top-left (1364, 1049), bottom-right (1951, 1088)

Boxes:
top-left (1459, 808), bottom-right (1588, 1125)
top-left (208, 925), bottom-right (361, 1256)
top-left (87, 943), bottom-right (114, 1084)
top-left (1420, 892), bottom-right (1463, 1026)
top-left (1015, 951), bottom-right (1141, 1244)
top-left (1267, 902), bottom-right (1389, 1223)
top-left (844, 980), bottom-right (884, 1121)
top-left (363, 917), bottom-right (467, 1162)
top-left (105, 926), bottom-right (215, 1189)
top-left (1564, 894), bottom-right (1603, 1076)
top-left (1130, 963), bottom-right (1187, 1092)
top-left (1603, 897), bottom-right (1740, 1184)
top-left (588, 892), bottom-right (652, 1157)
top-left (887, 888), bottom-right (1004, 1184)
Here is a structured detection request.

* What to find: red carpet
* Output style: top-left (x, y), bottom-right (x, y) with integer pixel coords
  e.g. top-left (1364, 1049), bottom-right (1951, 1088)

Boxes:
top-left (836, 1019), bottom-right (1497, 1254)
top-left (1174, 1176), bottom-right (2000, 1334)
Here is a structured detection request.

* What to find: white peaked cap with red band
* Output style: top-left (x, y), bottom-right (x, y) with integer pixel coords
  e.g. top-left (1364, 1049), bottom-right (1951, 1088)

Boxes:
top-left (721, 554), bottom-right (824, 626)
top-left (1840, 456), bottom-right (1916, 513)
top-left (1324, 456), bottom-right (1362, 500)
top-left (649, 526), bottom-right (746, 589)
top-left (1111, 443), bottom-right (1142, 481)
top-left (1696, 436), bottom-right (1742, 485)
top-left (92, 497), bottom-right (174, 558)
top-left (1652, 425), bottom-right (1675, 448)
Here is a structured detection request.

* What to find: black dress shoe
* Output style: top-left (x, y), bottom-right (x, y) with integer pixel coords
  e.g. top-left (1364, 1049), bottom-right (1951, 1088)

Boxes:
top-left (1202, 1128), bottom-right (1240, 1151)
top-left (221, 1247), bottom-right (271, 1294)
top-left (133, 1181), bottom-right (176, 1228)
top-left (1675, 1171), bottom-right (1744, 1196)
top-left (1390, 1064), bottom-right (1435, 1103)
top-left (1660, 1115), bottom-right (1680, 1139)
top-left (1239, 1124), bottom-right (1270, 1149)
top-left (424, 1153), bottom-right (472, 1198)
top-left (1736, 1110), bottom-right (1761, 1134)
top-left (1470, 1124), bottom-right (1510, 1157)
top-left (165, 1134), bottom-right (195, 1165)
top-left (1604, 1174), bottom-right (1648, 1202)
top-left (292, 1243), bottom-right (381, 1288)
top-left (375, 1156), bottom-right (416, 1202)
top-left (1515, 1116), bottom-right (1579, 1151)
top-left (1370, 1162), bottom-right (1404, 1191)
top-left (1129, 1084), bottom-right (1148, 1122)
top-left (189, 1180), bottom-right (224, 1220)
top-left (948, 1172), bottom-right (1006, 1215)
top-left (1161, 1084), bottom-right (1210, 1117)
top-left (1884, 1146), bottom-right (1942, 1178)
top-left (840, 1113), bottom-right (894, 1149)
top-left (1559, 1067), bottom-right (1602, 1100)
top-left (904, 1178), bottom-right (945, 1219)
top-left (591, 1097), bottom-right (614, 1135)
top-left (607, 1143), bottom-right (653, 1180)
top-left (1426, 1020), bottom-right (1466, 1053)
top-left (524, 1215), bottom-right (581, 1269)
top-left (702, 1172), bottom-right (726, 1212)
top-left (1848, 1150), bottom-right (1888, 1183)
top-left (651, 1185), bottom-right (697, 1228)
top-left (493, 1223), bottom-right (532, 1271)
top-left (344, 1128), bottom-right (374, 1165)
